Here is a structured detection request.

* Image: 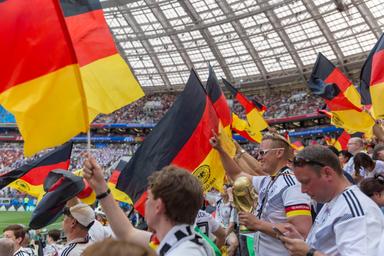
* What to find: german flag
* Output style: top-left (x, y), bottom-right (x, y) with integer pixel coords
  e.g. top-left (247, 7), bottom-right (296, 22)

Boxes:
top-left (0, 142), bottom-right (73, 198)
top-left (325, 131), bottom-right (350, 151)
top-left (223, 79), bottom-right (268, 143)
top-left (107, 160), bottom-right (133, 204)
top-left (206, 66), bottom-right (236, 156)
top-left (29, 169), bottom-right (85, 229)
top-left (60, 0), bottom-right (144, 121)
top-left (291, 141), bottom-right (304, 151)
top-left (0, 0), bottom-right (89, 156)
top-left (308, 53), bottom-right (374, 134)
top-left (360, 33), bottom-right (384, 119)
top-left (117, 70), bottom-right (227, 215)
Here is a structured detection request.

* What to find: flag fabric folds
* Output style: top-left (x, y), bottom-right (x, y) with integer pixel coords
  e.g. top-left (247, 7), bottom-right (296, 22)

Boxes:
top-left (0, 0), bottom-right (88, 156)
top-left (360, 33), bottom-right (384, 119)
top-left (325, 131), bottom-right (350, 151)
top-left (0, 0), bottom-right (144, 156)
top-left (223, 79), bottom-right (268, 143)
top-left (60, 0), bottom-right (144, 121)
top-left (117, 70), bottom-right (230, 215)
top-left (29, 169), bottom-right (85, 229)
top-left (108, 160), bottom-right (133, 204)
top-left (0, 142), bottom-right (73, 198)
top-left (308, 53), bottom-right (374, 134)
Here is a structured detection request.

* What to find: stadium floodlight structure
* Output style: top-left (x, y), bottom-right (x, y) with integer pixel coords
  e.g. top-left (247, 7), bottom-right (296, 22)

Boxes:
top-left (100, 0), bottom-right (384, 92)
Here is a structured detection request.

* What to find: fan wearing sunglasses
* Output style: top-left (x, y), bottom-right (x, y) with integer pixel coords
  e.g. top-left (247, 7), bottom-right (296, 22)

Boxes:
top-left (210, 132), bottom-right (312, 256)
top-left (279, 145), bottom-right (384, 256)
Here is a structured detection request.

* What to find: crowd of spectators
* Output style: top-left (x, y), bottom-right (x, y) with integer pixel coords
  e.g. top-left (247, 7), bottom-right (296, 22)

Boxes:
top-left (91, 88), bottom-right (323, 124)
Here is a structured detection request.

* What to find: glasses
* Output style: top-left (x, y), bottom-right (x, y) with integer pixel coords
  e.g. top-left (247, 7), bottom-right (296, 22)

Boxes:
top-left (256, 148), bottom-right (284, 158)
top-left (292, 156), bottom-right (325, 167)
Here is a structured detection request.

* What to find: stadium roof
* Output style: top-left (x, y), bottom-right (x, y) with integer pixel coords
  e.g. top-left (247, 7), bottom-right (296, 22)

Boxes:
top-left (101, 0), bottom-right (384, 91)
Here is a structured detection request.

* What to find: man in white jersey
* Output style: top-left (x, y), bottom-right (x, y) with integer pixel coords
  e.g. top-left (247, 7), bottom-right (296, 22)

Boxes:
top-left (60, 203), bottom-right (94, 256)
top-left (210, 133), bottom-right (312, 256)
top-left (194, 209), bottom-right (226, 249)
top-left (83, 154), bottom-right (214, 256)
top-left (280, 145), bottom-right (384, 256)
top-left (3, 225), bottom-right (32, 256)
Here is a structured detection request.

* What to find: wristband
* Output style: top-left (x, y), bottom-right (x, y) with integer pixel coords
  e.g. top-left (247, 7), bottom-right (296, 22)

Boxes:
top-left (96, 188), bottom-right (111, 200)
top-left (306, 248), bottom-right (316, 256)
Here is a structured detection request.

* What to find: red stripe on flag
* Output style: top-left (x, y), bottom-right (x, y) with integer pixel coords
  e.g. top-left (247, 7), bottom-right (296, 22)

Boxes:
top-left (19, 160), bottom-right (70, 186)
top-left (109, 170), bottom-right (120, 185)
top-left (64, 9), bottom-right (117, 67)
top-left (134, 191), bottom-right (147, 217)
top-left (0, 0), bottom-right (77, 93)
top-left (171, 96), bottom-right (219, 170)
top-left (77, 178), bottom-right (93, 198)
top-left (371, 49), bottom-right (384, 86)
top-left (235, 93), bottom-right (253, 113)
top-left (213, 94), bottom-right (232, 127)
top-left (324, 68), bottom-right (351, 93)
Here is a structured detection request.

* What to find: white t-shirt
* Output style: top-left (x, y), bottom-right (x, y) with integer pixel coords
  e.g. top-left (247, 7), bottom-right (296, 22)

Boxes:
top-left (252, 167), bottom-right (311, 256)
top-left (156, 224), bottom-right (214, 256)
top-left (194, 210), bottom-right (220, 240)
top-left (59, 237), bottom-right (92, 256)
top-left (215, 199), bottom-right (236, 228)
top-left (362, 160), bottom-right (384, 178)
top-left (88, 220), bottom-right (113, 241)
top-left (306, 185), bottom-right (384, 256)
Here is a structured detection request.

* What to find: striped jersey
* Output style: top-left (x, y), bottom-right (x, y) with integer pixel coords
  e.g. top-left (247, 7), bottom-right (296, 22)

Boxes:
top-left (306, 185), bottom-right (384, 255)
top-left (59, 237), bottom-right (92, 256)
top-left (252, 167), bottom-right (311, 256)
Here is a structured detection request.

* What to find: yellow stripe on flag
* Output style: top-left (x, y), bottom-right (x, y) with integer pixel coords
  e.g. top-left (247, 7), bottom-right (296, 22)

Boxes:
top-left (108, 182), bottom-right (133, 204)
top-left (193, 124), bottom-right (236, 191)
top-left (0, 65), bottom-right (88, 156)
top-left (343, 84), bottom-right (363, 109)
top-left (9, 181), bottom-right (43, 198)
top-left (331, 110), bottom-right (375, 135)
top-left (370, 83), bottom-right (384, 119)
top-left (81, 54), bottom-right (145, 121)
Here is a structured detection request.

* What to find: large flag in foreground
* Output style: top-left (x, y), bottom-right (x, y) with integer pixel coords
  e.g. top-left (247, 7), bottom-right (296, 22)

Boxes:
top-left (117, 70), bottom-right (231, 214)
top-left (0, 0), bottom-right (143, 156)
top-left (308, 53), bottom-right (374, 134)
top-left (360, 33), bottom-right (384, 119)
top-left (223, 79), bottom-right (268, 143)
top-left (0, 0), bottom-right (88, 156)
top-left (60, 0), bottom-right (144, 121)
top-left (0, 142), bottom-right (73, 197)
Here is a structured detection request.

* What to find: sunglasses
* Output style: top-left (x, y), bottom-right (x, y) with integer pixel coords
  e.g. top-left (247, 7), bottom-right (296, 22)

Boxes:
top-left (256, 148), bottom-right (284, 158)
top-left (292, 156), bottom-right (325, 167)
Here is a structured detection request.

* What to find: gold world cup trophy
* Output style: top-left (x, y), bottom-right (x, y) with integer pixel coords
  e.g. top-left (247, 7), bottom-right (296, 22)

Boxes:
top-left (232, 176), bottom-right (258, 233)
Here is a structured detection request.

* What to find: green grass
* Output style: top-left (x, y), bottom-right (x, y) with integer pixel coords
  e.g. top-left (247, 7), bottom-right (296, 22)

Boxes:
top-left (0, 211), bottom-right (63, 233)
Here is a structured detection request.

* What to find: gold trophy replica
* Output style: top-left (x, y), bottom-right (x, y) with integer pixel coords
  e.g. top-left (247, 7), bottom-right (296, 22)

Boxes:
top-left (232, 176), bottom-right (258, 233)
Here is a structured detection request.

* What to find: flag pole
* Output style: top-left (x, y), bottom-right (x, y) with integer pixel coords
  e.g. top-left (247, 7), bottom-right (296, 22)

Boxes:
top-left (87, 130), bottom-right (91, 152)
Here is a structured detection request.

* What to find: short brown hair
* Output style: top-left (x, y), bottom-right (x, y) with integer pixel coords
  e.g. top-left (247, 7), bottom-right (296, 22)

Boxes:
top-left (48, 229), bottom-right (61, 242)
top-left (148, 166), bottom-right (203, 225)
top-left (262, 133), bottom-right (293, 160)
top-left (295, 145), bottom-right (343, 175)
top-left (360, 175), bottom-right (384, 197)
top-left (83, 238), bottom-right (155, 256)
top-left (3, 224), bottom-right (25, 240)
